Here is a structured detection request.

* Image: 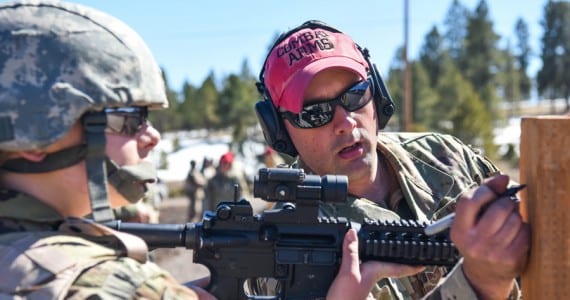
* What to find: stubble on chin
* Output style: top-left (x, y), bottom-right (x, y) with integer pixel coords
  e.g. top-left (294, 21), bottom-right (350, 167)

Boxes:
top-left (343, 128), bottom-right (377, 178)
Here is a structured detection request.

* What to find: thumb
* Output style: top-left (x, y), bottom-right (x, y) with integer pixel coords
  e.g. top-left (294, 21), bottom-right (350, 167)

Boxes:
top-left (339, 228), bottom-right (360, 278)
top-left (327, 229), bottom-right (364, 300)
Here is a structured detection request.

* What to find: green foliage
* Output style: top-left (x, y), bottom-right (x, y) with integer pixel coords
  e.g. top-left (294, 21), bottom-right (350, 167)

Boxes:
top-left (387, 54), bottom-right (439, 131)
top-left (197, 74), bottom-right (221, 129)
top-left (435, 65), bottom-right (496, 157)
top-left (383, 0), bottom-right (567, 157)
top-left (179, 81), bottom-right (201, 129)
top-left (495, 43), bottom-right (522, 120)
top-left (172, 137), bottom-right (181, 152)
top-left (218, 59), bottom-right (260, 148)
top-left (515, 18), bottom-right (532, 100)
top-left (159, 151), bottom-right (169, 169)
top-left (419, 26), bottom-right (446, 88)
top-left (386, 47), bottom-right (405, 129)
top-left (537, 0), bottom-right (570, 112)
top-left (460, 0), bottom-right (501, 120)
top-left (411, 63), bottom-right (439, 128)
top-left (150, 60), bottom-right (260, 158)
top-left (148, 68), bottom-right (183, 132)
top-left (443, 0), bottom-right (469, 62)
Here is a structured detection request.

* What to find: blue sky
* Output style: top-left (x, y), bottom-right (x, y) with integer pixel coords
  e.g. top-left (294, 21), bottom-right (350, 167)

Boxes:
top-left (19, 0), bottom-right (548, 90)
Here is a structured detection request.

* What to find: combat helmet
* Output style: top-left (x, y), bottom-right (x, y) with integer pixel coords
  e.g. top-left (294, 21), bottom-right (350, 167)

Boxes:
top-left (0, 0), bottom-right (168, 222)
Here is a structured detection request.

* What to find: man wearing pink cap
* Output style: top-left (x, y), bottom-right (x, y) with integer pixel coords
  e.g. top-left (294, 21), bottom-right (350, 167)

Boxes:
top-left (205, 150), bottom-right (250, 211)
top-left (255, 20), bottom-right (528, 299)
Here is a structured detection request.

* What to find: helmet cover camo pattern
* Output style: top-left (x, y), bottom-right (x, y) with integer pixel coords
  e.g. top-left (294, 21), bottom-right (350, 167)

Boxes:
top-left (0, 0), bottom-right (168, 151)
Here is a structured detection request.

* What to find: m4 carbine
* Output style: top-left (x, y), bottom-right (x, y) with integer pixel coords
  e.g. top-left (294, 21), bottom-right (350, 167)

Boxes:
top-left (105, 167), bottom-right (459, 300)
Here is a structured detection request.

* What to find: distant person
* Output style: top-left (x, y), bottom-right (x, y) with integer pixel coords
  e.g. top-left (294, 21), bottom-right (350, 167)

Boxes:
top-left (184, 160), bottom-right (206, 221)
top-left (261, 146), bottom-right (286, 168)
top-left (205, 151), bottom-right (250, 211)
top-left (201, 157), bottom-right (216, 181)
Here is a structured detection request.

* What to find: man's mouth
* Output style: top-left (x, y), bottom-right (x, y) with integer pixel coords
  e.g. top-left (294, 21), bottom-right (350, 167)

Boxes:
top-left (339, 142), bottom-right (361, 155)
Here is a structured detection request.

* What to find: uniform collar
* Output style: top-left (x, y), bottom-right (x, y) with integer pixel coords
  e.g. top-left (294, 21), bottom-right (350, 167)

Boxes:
top-left (0, 188), bottom-right (63, 223)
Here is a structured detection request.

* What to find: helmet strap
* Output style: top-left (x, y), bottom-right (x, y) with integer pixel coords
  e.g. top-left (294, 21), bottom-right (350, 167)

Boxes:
top-left (106, 159), bottom-right (157, 204)
top-left (1, 144), bottom-right (87, 173)
top-left (83, 112), bottom-right (115, 223)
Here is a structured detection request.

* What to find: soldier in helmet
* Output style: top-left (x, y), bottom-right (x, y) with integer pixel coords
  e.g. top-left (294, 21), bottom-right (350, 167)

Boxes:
top-left (0, 1), bottom-right (215, 298)
top-left (0, 1), bottom-right (387, 299)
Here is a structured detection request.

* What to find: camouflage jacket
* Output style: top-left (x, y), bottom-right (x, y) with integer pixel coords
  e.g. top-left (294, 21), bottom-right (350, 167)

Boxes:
top-left (300, 132), bottom-right (519, 300)
top-left (205, 169), bottom-right (250, 212)
top-left (0, 190), bottom-right (198, 300)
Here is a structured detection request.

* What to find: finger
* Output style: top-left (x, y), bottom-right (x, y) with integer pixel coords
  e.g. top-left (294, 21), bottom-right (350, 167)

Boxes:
top-left (454, 184), bottom-right (495, 233)
top-left (454, 175), bottom-right (510, 231)
top-left (339, 228), bottom-right (360, 278)
top-left (327, 229), bottom-right (362, 300)
top-left (490, 222), bottom-right (530, 277)
top-left (483, 174), bottom-right (511, 195)
top-left (504, 222), bottom-right (531, 259)
top-left (476, 196), bottom-right (518, 238)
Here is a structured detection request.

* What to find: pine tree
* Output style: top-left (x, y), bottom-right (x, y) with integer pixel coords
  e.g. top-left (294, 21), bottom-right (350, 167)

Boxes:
top-left (148, 68), bottom-right (182, 131)
top-left (435, 63), bottom-right (496, 157)
top-left (419, 26), bottom-right (446, 88)
top-left (514, 18), bottom-right (532, 100)
top-left (460, 0), bottom-right (501, 120)
top-left (196, 73), bottom-right (220, 129)
top-left (443, 0), bottom-right (469, 63)
top-left (537, 0), bottom-right (570, 112)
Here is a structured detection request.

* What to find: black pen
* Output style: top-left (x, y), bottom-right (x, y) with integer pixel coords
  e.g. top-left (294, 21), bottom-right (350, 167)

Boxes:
top-left (424, 184), bottom-right (527, 236)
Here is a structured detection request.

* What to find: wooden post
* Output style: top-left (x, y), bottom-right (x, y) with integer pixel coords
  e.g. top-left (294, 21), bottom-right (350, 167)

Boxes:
top-left (520, 116), bottom-right (570, 299)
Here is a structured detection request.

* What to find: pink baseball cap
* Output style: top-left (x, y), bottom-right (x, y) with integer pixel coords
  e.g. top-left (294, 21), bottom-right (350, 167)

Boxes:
top-left (263, 26), bottom-right (368, 113)
top-left (219, 151), bottom-right (234, 165)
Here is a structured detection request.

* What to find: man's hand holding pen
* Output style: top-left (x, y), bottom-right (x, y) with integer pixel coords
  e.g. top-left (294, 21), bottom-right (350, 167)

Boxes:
top-left (425, 184), bottom-right (526, 236)
top-left (450, 174), bottom-right (531, 300)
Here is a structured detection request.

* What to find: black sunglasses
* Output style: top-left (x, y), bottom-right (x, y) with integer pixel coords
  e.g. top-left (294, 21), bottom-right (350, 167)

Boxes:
top-left (104, 107), bottom-right (148, 136)
top-left (281, 80), bottom-right (373, 129)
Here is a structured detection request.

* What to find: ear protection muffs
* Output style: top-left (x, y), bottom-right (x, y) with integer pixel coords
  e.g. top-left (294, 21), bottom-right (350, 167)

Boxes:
top-left (255, 20), bottom-right (395, 158)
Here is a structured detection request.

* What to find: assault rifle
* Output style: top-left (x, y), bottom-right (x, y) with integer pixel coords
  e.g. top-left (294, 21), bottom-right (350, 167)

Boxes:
top-left (105, 167), bottom-right (460, 300)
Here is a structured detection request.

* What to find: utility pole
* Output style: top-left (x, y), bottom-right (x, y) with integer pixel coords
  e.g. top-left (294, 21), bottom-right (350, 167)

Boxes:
top-left (403, 0), bottom-right (413, 131)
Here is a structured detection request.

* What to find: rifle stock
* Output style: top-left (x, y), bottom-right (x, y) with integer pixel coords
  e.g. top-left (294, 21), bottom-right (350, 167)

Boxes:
top-left (105, 167), bottom-right (459, 300)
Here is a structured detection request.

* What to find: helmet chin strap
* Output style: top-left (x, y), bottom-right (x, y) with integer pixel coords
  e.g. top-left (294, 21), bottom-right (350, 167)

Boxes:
top-left (106, 159), bottom-right (157, 204)
top-left (83, 112), bottom-right (158, 222)
top-left (0, 144), bottom-right (87, 173)
top-left (83, 112), bottom-right (115, 223)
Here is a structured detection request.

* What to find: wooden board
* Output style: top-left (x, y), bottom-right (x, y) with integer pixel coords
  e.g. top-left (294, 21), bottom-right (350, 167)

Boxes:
top-left (520, 116), bottom-right (570, 299)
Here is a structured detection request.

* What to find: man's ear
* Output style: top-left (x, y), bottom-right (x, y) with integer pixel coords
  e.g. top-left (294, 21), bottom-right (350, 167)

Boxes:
top-left (16, 151), bottom-right (48, 162)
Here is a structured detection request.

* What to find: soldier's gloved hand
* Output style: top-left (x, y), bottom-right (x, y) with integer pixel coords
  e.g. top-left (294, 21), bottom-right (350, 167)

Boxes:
top-left (326, 229), bottom-right (424, 300)
top-left (451, 174), bottom-right (530, 299)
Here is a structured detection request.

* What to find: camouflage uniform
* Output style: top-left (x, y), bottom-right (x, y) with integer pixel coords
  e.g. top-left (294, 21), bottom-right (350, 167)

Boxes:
top-left (0, 190), bottom-right (199, 299)
top-left (185, 161), bottom-right (207, 221)
top-left (298, 132), bottom-right (520, 300)
top-left (205, 152), bottom-right (250, 212)
top-left (205, 167), bottom-right (250, 212)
